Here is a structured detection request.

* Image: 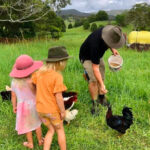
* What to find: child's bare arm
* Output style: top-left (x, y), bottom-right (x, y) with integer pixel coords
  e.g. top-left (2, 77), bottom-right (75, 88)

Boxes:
top-left (29, 78), bottom-right (36, 94)
top-left (55, 92), bottom-right (65, 120)
top-left (11, 91), bottom-right (17, 113)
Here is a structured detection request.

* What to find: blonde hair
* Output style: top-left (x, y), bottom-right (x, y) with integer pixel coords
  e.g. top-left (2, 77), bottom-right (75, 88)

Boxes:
top-left (12, 76), bottom-right (31, 88)
top-left (39, 60), bottom-right (67, 73)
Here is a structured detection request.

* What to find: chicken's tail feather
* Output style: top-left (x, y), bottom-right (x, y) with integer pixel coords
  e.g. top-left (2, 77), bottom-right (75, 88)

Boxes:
top-left (106, 104), bottom-right (112, 119)
top-left (122, 107), bottom-right (133, 123)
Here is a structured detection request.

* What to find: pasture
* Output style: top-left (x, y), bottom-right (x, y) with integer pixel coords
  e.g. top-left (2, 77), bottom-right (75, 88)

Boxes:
top-left (0, 23), bottom-right (150, 150)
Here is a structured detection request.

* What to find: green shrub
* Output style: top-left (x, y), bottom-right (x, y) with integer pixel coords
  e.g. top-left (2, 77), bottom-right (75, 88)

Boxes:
top-left (74, 19), bottom-right (83, 27)
top-left (49, 25), bottom-right (61, 39)
top-left (87, 14), bottom-right (96, 23)
top-left (83, 21), bottom-right (90, 30)
top-left (0, 22), bottom-right (36, 38)
top-left (60, 19), bottom-right (66, 32)
top-left (68, 23), bottom-right (73, 29)
top-left (116, 14), bottom-right (127, 27)
top-left (90, 23), bottom-right (97, 32)
top-left (96, 10), bottom-right (108, 21)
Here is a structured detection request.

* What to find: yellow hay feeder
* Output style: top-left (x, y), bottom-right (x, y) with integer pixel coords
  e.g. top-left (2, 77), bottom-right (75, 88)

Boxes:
top-left (128, 31), bottom-right (150, 50)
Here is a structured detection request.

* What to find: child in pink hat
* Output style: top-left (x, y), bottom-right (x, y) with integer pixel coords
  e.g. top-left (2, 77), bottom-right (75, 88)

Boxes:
top-left (9, 55), bottom-right (44, 149)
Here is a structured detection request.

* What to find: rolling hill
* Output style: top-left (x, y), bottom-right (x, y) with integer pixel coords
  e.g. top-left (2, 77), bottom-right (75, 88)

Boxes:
top-left (57, 9), bottom-right (91, 17)
top-left (57, 9), bottom-right (127, 18)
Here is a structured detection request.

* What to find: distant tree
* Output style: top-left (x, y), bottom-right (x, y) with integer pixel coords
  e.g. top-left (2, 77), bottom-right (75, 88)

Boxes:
top-left (61, 15), bottom-right (68, 20)
top-left (116, 13), bottom-right (127, 27)
top-left (22, 22), bottom-right (36, 38)
top-left (0, 22), bottom-right (35, 38)
top-left (35, 11), bottom-right (66, 36)
top-left (0, 0), bottom-right (68, 38)
top-left (0, 0), bottom-right (70, 23)
top-left (68, 17), bottom-right (74, 23)
top-left (83, 21), bottom-right (90, 30)
top-left (127, 3), bottom-right (150, 30)
top-left (87, 14), bottom-right (96, 23)
top-left (96, 10), bottom-right (108, 21)
top-left (90, 23), bottom-right (97, 32)
top-left (49, 25), bottom-right (61, 39)
top-left (60, 19), bottom-right (66, 32)
top-left (74, 19), bottom-right (83, 27)
top-left (55, 17), bottom-right (66, 32)
top-left (68, 23), bottom-right (73, 29)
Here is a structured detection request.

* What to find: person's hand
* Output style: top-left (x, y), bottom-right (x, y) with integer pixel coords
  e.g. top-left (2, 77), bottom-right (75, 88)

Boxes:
top-left (100, 84), bottom-right (108, 94)
top-left (111, 48), bottom-right (119, 56)
top-left (60, 111), bottom-right (66, 120)
top-left (13, 106), bottom-right (17, 114)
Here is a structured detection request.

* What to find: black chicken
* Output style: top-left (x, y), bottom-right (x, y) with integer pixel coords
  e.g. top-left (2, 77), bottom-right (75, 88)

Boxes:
top-left (106, 105), bottom-right (133, 134)
top-left (0, 91), bottom-right (11, 101)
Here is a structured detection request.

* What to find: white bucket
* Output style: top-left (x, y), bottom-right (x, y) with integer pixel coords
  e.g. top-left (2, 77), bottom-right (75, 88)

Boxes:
top-left (108, 55), bottom-right (123, 72)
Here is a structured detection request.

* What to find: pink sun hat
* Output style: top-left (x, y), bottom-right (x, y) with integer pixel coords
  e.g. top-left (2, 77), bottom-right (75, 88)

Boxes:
top-left (9, 55), bottom-right (43, 78)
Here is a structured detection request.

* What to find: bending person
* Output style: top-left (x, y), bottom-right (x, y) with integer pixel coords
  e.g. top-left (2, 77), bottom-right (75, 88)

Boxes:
top-left (79, 25), bottom-right (126, 115)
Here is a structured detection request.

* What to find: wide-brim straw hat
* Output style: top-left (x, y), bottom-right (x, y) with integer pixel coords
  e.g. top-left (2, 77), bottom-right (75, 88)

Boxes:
top-left (9, 55), bottom-right (43, 78)
top-left (102, 25), bottom-right (126, 49)
top-left (43, 46), bottom-right (71, 62)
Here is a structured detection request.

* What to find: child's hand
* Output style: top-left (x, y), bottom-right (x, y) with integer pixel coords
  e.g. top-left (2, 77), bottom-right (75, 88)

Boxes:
top-left (60, 111), bottom-right (66, 120)
top-left (13, 107), bottom-right (17, 114)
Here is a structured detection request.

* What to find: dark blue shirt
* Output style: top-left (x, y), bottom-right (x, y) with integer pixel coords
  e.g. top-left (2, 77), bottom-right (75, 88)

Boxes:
top-left (79, 27), bottom-right (109, 64)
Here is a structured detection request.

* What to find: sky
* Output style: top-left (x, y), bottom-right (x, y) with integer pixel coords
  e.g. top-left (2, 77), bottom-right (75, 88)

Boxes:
top-left (63, 0), bottom-right (150, 12)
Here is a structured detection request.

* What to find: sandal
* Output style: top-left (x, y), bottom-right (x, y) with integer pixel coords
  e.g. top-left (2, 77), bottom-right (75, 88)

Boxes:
top-left (23, 142), bottom-right (33, 149)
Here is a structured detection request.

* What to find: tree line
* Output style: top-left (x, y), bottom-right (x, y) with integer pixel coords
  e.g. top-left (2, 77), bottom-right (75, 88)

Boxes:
top-left (68, 3), bottom-right (150, 32)
top-left (68, 10), bottom-right (108, 29)
top-left (116, 3), bottom-right (150, 30)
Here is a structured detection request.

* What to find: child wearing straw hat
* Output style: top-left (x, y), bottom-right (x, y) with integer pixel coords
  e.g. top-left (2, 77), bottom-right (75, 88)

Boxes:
top-left (32, 46), bottom-right (71, 150)
top-left (9, 55), bottom-right (44, 149)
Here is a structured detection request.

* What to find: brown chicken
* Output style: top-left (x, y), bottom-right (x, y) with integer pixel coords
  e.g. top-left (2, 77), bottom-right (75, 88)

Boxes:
top-left (62, 91), bottom-right (77, 110)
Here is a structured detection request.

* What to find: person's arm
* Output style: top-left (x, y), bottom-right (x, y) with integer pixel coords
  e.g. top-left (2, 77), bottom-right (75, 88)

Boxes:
top-left (28, 78), bottom-right (36, 95)
top-left (55, 92), bottom-right (66, 120)
top-left (30, 84), bottom-right (36, 95)
top-left (110, 48), bottom-right (119, 56)
top-left (92, 64), bottom-right (108, 94)
top-left (11, 91), bottom-right (17, 113)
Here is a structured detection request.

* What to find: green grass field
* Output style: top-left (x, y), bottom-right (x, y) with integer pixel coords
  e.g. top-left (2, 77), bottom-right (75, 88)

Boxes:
top-left (0, 24), bottom-right (150, 150)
